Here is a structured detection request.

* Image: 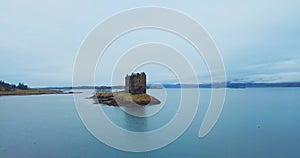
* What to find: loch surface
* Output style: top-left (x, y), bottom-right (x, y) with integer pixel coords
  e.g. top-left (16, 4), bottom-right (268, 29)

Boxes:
top-left (0, 88), bottom-right (300, 157)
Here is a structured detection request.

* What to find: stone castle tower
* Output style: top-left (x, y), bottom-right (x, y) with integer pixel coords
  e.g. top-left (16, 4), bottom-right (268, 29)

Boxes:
top-left (125, 72), bottom-right (146, 94)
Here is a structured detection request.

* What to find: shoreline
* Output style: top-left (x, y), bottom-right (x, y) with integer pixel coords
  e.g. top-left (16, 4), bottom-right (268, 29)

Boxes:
top-left (0, 89), bottom-right (80, 96)
top-left (90, 91), bottom-right (161, 106)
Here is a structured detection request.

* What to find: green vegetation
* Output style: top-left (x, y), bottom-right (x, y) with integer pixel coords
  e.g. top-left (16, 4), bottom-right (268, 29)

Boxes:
top-left (0, 89), bottom-right (61, 95)
top-left (114, 92), bottom-right (151, 104)
top-left (0, 80), bottom-right (61, 96)
top-left (0, 80), bottom-right (29, 91)
top-left (94, 91), bottom-right (160, 106)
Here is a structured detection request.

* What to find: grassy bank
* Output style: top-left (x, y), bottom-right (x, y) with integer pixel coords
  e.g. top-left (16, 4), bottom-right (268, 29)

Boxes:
top-left (0, 89), bottom-right (61, 96)
top-left (94, 91), bottom-right (161, 106)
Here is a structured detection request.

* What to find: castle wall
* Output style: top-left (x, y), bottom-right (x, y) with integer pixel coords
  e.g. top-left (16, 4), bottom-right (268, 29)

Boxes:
top-left (125, 72), bottom-right (146, 94)
top-left (125, 75), bottom-right (130, 92)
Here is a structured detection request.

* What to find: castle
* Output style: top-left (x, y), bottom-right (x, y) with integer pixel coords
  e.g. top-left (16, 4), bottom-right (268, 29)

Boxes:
top-left (125, 72), bottom-right (146, 94)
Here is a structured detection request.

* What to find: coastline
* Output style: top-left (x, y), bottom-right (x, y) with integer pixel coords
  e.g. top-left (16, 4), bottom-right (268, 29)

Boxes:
top-left (0, 89), bottom-right (70, 96)
top-left (90, 91), bottom-right (161, 106)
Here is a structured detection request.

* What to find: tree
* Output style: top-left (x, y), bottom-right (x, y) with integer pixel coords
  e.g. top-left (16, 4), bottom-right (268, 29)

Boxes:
top-left (17, 82), bottom-right (29, 90)
top-left (0, 81), bottom-right (29, 91)
top-left (0, 80), bottom-right (14, 91)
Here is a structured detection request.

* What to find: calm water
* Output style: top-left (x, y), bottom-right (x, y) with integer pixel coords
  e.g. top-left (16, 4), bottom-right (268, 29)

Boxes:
top-left (0, 88), bottom-right (300, 158)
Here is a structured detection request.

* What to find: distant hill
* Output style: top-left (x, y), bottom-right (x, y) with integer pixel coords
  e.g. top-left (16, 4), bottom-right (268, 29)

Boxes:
top-left (39, 82), bottom-right (300, 90)
top-left (161, 82), bottom-right (300, 88)
top-left (0, 80), bottom-right (61, 96)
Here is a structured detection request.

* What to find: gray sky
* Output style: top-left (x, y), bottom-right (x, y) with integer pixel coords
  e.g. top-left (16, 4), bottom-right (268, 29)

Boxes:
top-left (1, 0), bottom-right (300, 87)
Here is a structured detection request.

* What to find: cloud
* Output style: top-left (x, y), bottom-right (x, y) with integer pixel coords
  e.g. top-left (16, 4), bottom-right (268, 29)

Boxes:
top-left (1, 0), bottom-right (300, 86)
top-left (233, 72), bottom-right (300, 83)
top-left (231, 55), bottom-right (300, 82)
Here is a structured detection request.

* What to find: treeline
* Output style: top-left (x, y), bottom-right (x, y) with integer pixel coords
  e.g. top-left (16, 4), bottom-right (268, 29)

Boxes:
top-left (0, 80), bottom-right (29, 91)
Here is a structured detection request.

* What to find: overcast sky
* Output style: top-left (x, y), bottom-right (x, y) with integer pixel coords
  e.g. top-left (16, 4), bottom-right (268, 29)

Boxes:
top-left (1, 0), bottom-right (300, 87)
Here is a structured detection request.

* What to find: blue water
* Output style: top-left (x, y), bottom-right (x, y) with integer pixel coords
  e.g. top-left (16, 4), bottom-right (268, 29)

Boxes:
top-left (1, 88), bottom-right (300, 157)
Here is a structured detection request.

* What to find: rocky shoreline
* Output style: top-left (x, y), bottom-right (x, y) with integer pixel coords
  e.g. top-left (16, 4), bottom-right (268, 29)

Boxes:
top-left (90, 91), bottom-right (161, 106)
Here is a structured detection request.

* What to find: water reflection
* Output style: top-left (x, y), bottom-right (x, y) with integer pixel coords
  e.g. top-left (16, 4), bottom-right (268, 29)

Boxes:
top-left (121, 106), bottom-right (150, 150)
top-left (122, 106), bottom-right (148, 132)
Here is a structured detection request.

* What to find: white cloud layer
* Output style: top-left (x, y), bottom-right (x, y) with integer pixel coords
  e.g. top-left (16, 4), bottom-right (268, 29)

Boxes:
top-left (1, 0), bottom-right (300, 86)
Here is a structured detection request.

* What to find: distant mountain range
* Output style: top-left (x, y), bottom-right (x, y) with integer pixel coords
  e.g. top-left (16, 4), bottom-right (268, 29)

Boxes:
top-left (160, 82), bottom-right (300, 88)
top-left (39, 82), bottom-right (300, 90)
